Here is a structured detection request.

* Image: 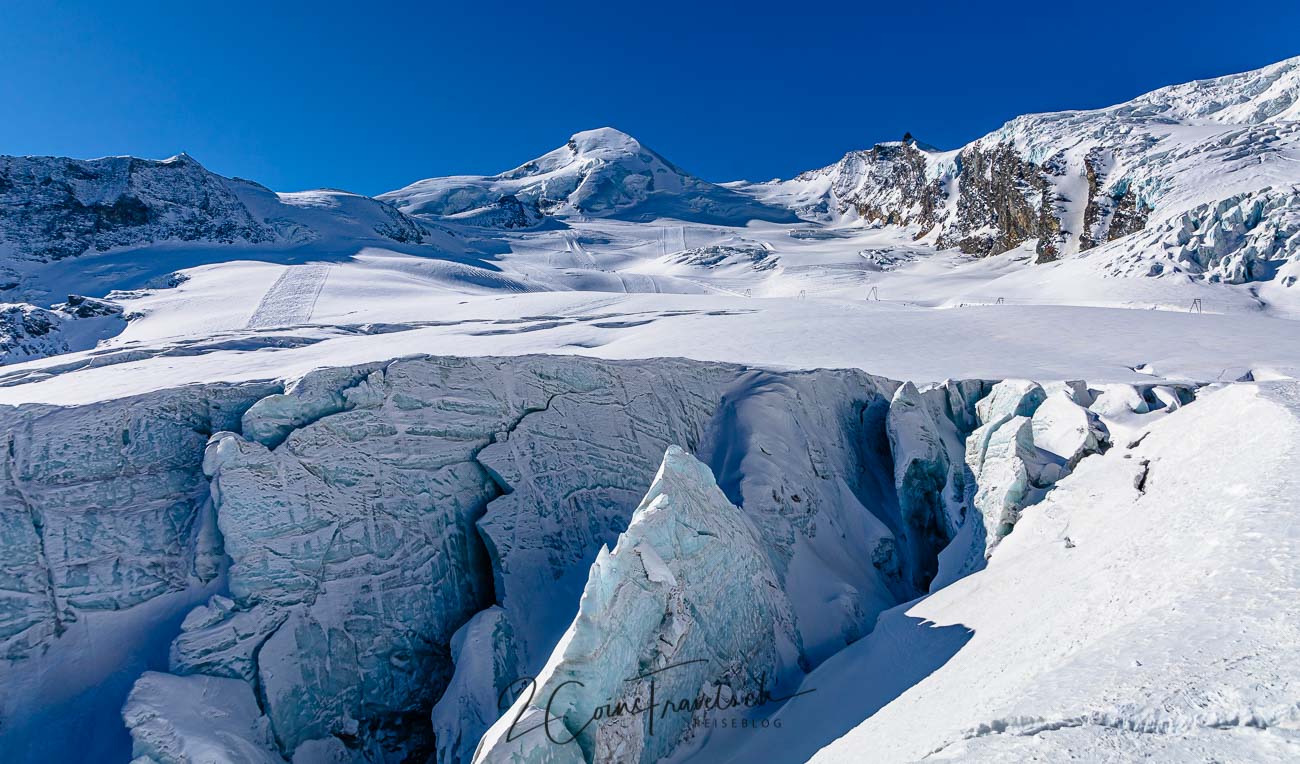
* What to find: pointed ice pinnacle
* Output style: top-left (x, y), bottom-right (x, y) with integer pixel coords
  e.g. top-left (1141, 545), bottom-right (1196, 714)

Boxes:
top-left (475, 446), bottom-right (799, 764)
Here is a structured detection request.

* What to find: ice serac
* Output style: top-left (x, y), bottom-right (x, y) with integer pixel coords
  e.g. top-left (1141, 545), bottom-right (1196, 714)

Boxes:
top-left (178, 356), bottom-right (741, 759)
top-left (885, 379), bottom-right (989, 591)
top-left (195, 360), bottom-right (505, 757)
top-left (379, 127), bottom-right (798, 227)
top-left (0, 351), bottom-right (1197, 763)
top-left (1031, 384), bottom-right (1109, 471)
top-left (454, 364), bottom-right (907, 758)
top-left (148, 356), bottom-right (915, 763)
top-left (793, 383), bottom-right (1300, 764)
top-left (0, 380), bottom-right (280, 762)
top-left (122, 671), bottom-right (280, 764)
top-left (964, 380), bottom-right (1050, 547)
top-left (469, 357), bottom-right (736, 670)
top-left (958, 380), bottom-right (1121, 571)
top-left (476, 446), bottom-right (798, 764)
top-left (885, 379), bottom-right (1114, 590)
top-left (430, 607), bottom-right (521, 764)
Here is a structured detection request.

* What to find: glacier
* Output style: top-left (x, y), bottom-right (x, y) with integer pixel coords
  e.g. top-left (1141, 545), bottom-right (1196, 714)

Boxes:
top-left (0, 350), bottom-right (1192, 763)
top-left (0, 53), bottom-right (1298, 764)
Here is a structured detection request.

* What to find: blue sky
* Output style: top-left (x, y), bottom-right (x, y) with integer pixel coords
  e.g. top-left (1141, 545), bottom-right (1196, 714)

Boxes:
top-left (3, 1), bottom-right (1297, 195)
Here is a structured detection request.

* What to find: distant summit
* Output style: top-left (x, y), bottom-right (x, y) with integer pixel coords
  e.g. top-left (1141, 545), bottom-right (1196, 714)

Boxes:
top-left (380, 127), bottom-right (797, 227)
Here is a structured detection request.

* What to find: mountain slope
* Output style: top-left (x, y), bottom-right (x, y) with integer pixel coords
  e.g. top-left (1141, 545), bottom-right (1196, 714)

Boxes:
top-left (739, 55), bottom-right (1300, 285)
top-left (0, 153), bottom-right (275, 267)
top-left (0, 153), bottom-right (451, 298)
top-left (379, 127), bottom-right (797, 227)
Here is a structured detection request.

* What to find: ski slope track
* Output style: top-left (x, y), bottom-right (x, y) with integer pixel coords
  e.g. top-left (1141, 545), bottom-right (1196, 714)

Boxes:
top-left (245, 265), bottom-right (331, 329)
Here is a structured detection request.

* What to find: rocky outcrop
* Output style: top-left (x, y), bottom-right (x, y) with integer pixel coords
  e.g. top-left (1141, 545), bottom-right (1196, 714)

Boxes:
top-left (1079, 148), bottom-right (1151, 252)
top-left (0, 297), bottom-right (128, 365)
top-left (0, 304), bottom-right (64, 364)
top-left (938, 144), bottom-right (1062, 262)
top-left (737, 56), bottom-right (1300, 283)
top-left (757, 137), bottom-right (1153, 265)
top-left (0, 154), bottom-right (275, 263)
top-left (0, 155), bottom-right (448, 311)
top-left (447, 194), bottom-right (544, 228)
top-left (820, 140), bottom-right (945, 232)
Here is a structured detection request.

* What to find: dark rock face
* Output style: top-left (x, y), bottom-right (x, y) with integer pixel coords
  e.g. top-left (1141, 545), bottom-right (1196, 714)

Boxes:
top-left (0, 304), bottom-right (69, 362)
top-left (367, 199), bottom-right (432, 242)
top-left (448, 194), bottom-right (544, 229)
top-left (837, 142), bottom-right (944, 233)
top-left (55, 294), bottom-right (124, 319)
top-left (1079, 148), bottom-right (1151, 252)
top-left (0, 154), bottom-right (276, 262)
top-left (1105, 186), bottom-right (1152, 243)
top-left (940, 144), bottom-right (1053, 258)
top-left (828, 139), bottom-right (1151, 262)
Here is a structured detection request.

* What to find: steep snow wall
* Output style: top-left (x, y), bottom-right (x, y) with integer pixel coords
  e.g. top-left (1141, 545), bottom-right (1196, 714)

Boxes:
top-left (0, 379), bottom-right (281, 762)
top-left (0, 355), bottom-right (1193, 763)
top-left (178, 356), bottom-right (910, 761)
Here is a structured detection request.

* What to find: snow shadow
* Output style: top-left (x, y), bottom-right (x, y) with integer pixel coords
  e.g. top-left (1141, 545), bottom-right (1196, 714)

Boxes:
top-left (716, 610), bottom-right (974, 763)
top-left (17, 234), bottom-right (514, 305)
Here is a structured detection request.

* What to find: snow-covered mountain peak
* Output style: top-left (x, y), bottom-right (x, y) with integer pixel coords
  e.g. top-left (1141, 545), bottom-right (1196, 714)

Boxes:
top-left (567, 125), bottom-right (644, 155)
top-left (160, 151), bottom-right (199, 165)
top-left (381, 127), bottom-right (796, 226)
top-left (495, 125), bottom-right (676, 184)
